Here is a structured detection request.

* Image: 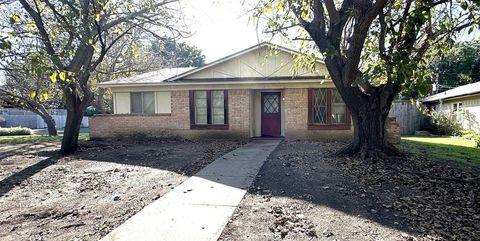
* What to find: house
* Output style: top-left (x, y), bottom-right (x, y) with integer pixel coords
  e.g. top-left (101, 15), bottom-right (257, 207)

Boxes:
top-left (91, 42), bottom-right (398, 141)
top-left (423, 81), bottom-right (480, 131)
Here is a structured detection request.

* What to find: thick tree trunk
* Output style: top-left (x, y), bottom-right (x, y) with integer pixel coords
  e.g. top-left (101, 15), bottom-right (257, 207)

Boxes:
top-left (60, 92), bottom-right (87, 155)
top-left (336, 89), bottom-right (401, 159)
top-left (349, 109), bottom-right (388, 159)
top-left (60, 44), bottom-right (94, 155)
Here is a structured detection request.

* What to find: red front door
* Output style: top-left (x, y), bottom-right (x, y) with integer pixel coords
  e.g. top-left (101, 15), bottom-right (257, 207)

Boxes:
top-left (261, 92), bottom-right (281, 137)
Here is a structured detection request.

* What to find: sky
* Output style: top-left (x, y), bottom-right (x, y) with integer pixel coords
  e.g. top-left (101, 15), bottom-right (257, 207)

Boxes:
top-left (179, 0), bottom-right (480, 63)
top-left (181, 0), bottom-right (265, 63)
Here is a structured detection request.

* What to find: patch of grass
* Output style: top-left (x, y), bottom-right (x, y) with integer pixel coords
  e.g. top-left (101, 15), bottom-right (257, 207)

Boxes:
top-left (31, 127), bottom-right (89, 136)
top-left (400, 136), bottom-right (480, 169)
top-left (0, 127), bottom-right (33, 136)
top-left (0, 133), bottom-right (89, 144)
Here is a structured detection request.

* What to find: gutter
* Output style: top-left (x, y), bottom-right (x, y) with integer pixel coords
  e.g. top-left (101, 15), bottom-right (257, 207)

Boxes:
top-left (98, 77), bottom-right (330, 88)
top-left (422, 92), bottom-right (480, 103)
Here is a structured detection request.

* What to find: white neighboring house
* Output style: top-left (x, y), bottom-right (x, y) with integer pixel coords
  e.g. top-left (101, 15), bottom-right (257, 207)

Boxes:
top-left (423, 82), bottom-right (480, 131)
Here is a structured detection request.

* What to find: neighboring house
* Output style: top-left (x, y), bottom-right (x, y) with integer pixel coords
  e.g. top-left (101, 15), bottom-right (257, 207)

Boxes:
top-left (90, 42), bottom-right (354, 140)
top-left (423, 81), bottom-right (480, 131)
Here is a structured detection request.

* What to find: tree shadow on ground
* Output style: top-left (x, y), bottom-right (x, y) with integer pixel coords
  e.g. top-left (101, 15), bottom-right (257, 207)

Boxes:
top-left (1, 139), bottom-right (477, 240)
top-left (0, 142), bottom-right (59, 160)
top-left (75, 139), bottom-right (244, 176)
top-left (80, 139), bottom-right (422, 238)
top-left (0, 156), bottom-right (59, 197)
top-left (0, 139), bottom-right (243, 198)
top-left (239, 140), bottom-right (479, 240)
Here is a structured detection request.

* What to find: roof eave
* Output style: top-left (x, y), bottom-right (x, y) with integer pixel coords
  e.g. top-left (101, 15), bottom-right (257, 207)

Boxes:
top-left (98, 78), bottom-right (331, 88)
top-left (422, 91), bottom-right (480, 103)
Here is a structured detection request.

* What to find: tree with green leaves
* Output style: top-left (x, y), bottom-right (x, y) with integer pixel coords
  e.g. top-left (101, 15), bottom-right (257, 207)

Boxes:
top-left (149, 39), bottom-right (205, 67)
top-left (256, 0), bottom-right (479, 158)
top-left (0, 52), bottom-right (62, 136)
top-left (92, 29), bottom-right (160, 113)
top-left (432, 40), bottom-right (480, 88)
top-left (91, 33), bottom-right (205, 113)
top-left (1, 0), bottom-right (186, 155)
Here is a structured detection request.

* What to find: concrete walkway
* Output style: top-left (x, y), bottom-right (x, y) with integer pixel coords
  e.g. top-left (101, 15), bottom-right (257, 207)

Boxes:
top-left (100, 139), bottom-right (280, 241)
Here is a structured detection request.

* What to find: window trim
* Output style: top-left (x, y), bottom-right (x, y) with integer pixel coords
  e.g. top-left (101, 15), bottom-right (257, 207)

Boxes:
top-left (308, 88), bottom-right (351, 130)
top-left (452, 102), bottom-right (463, 121)
top-left (130, 91), bottom-right (155, 114)
top-left (189, 90), bottom-right (229, 130)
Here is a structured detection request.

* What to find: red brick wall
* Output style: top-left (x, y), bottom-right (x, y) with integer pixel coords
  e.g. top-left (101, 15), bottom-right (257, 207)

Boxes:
top-left (283, 88), bottom-right (353, 140)
top-left (90, 90), bottom-right (251, 139)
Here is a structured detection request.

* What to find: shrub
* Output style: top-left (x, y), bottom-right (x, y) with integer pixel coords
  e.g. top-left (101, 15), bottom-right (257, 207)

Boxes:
top-left (475, 134), bottom-right (480, 148)
top-left (423, 111), bottom-right (462, 136)
top-left (460, 129), bottom-right (477, 140)
top-left (84, 106), bottom-right (101, 117)
top-left (0, 127), bottom-right (33, 136)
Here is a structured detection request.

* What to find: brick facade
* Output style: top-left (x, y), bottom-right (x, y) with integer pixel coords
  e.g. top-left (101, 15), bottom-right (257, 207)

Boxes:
top-left (385, 117), bottom-right (401, 144)
top-left (228, 90), bottom-right (251, 134)
top-left (90, 88), bottom-right (401, 142)
top-left (89, 90), bottom-right (251, 139)
top-left (283, 88), bottom-right (353, 140)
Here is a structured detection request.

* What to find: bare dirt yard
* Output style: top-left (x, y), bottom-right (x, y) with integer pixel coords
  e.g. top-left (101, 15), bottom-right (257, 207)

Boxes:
top-left (219, 141), bottom-right (480, 241)
top-left (0, 139), bottom-right (243, 241)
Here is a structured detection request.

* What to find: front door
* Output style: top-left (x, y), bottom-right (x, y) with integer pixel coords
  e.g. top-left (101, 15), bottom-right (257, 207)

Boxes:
top-left (261, 92), bottom-right (281, 137)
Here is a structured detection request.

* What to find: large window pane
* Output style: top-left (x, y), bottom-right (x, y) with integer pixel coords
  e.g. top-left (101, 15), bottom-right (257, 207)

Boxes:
top-left (211, 91), bottom-right (225, 124)
top-left (195, 91), bottom-right (208, 124)
top-left (143, 92), bottom-right (155, 114)
top-left (312, 89), bottom-right (327, 124)
top-left (332, 90), bottom-right (346, 124)
top-left (130, 92), bottom-right (143, 113)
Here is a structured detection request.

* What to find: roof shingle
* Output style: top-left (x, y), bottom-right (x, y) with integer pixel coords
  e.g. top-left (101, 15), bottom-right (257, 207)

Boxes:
top-left (100, 67), bottom-right (195, 85)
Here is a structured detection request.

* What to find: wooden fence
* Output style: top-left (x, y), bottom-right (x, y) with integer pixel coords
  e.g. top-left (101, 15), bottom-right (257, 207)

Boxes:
top-left (0, 108), bottom-right (89, 129)
top-left (388, 100), bottom-right (425, 135)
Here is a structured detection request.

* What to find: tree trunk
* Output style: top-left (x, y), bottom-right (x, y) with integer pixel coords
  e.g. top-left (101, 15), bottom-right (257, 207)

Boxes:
top-left (337, 89), bottom-right (401, 159)
top-left (28, 104), bottom-right (58, 136)
top-left (349, 108), bottom-right (388, 159)
top-left (60, 92), bottom-right (87, 155)
top-left (60, 44), bottom-right (94, 155)
top-left (93, 88), bottom-right (106, 113)
top-left (40, 113), bottom-right (57, 136)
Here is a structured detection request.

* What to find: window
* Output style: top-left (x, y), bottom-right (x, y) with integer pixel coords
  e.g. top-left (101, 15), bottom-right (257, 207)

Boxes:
top-left (263, 94), bottom-right (280, 113)
top-left (189, 90), bottom-right (228, 129)
top-left (308, 88), bottom-right (350, 129)
top-left (195, 91), bottom-right (208, 124)
top-left (311, 88), bottom-right (327, 124)
top-left (452, 102), bottom-right (463, 121)
top-left (332, 90), bottom-right (346, 124)
top-left (211, 91), bottom-right (225, 124)
top-left (130, 92), bottom-right (155, 114)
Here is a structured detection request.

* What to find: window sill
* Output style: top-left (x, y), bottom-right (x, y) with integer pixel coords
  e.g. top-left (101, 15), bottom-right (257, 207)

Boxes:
top-left (308, 124), bottom-right (351, 130)
top-left (190, 124), bottom-right (229, 130)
